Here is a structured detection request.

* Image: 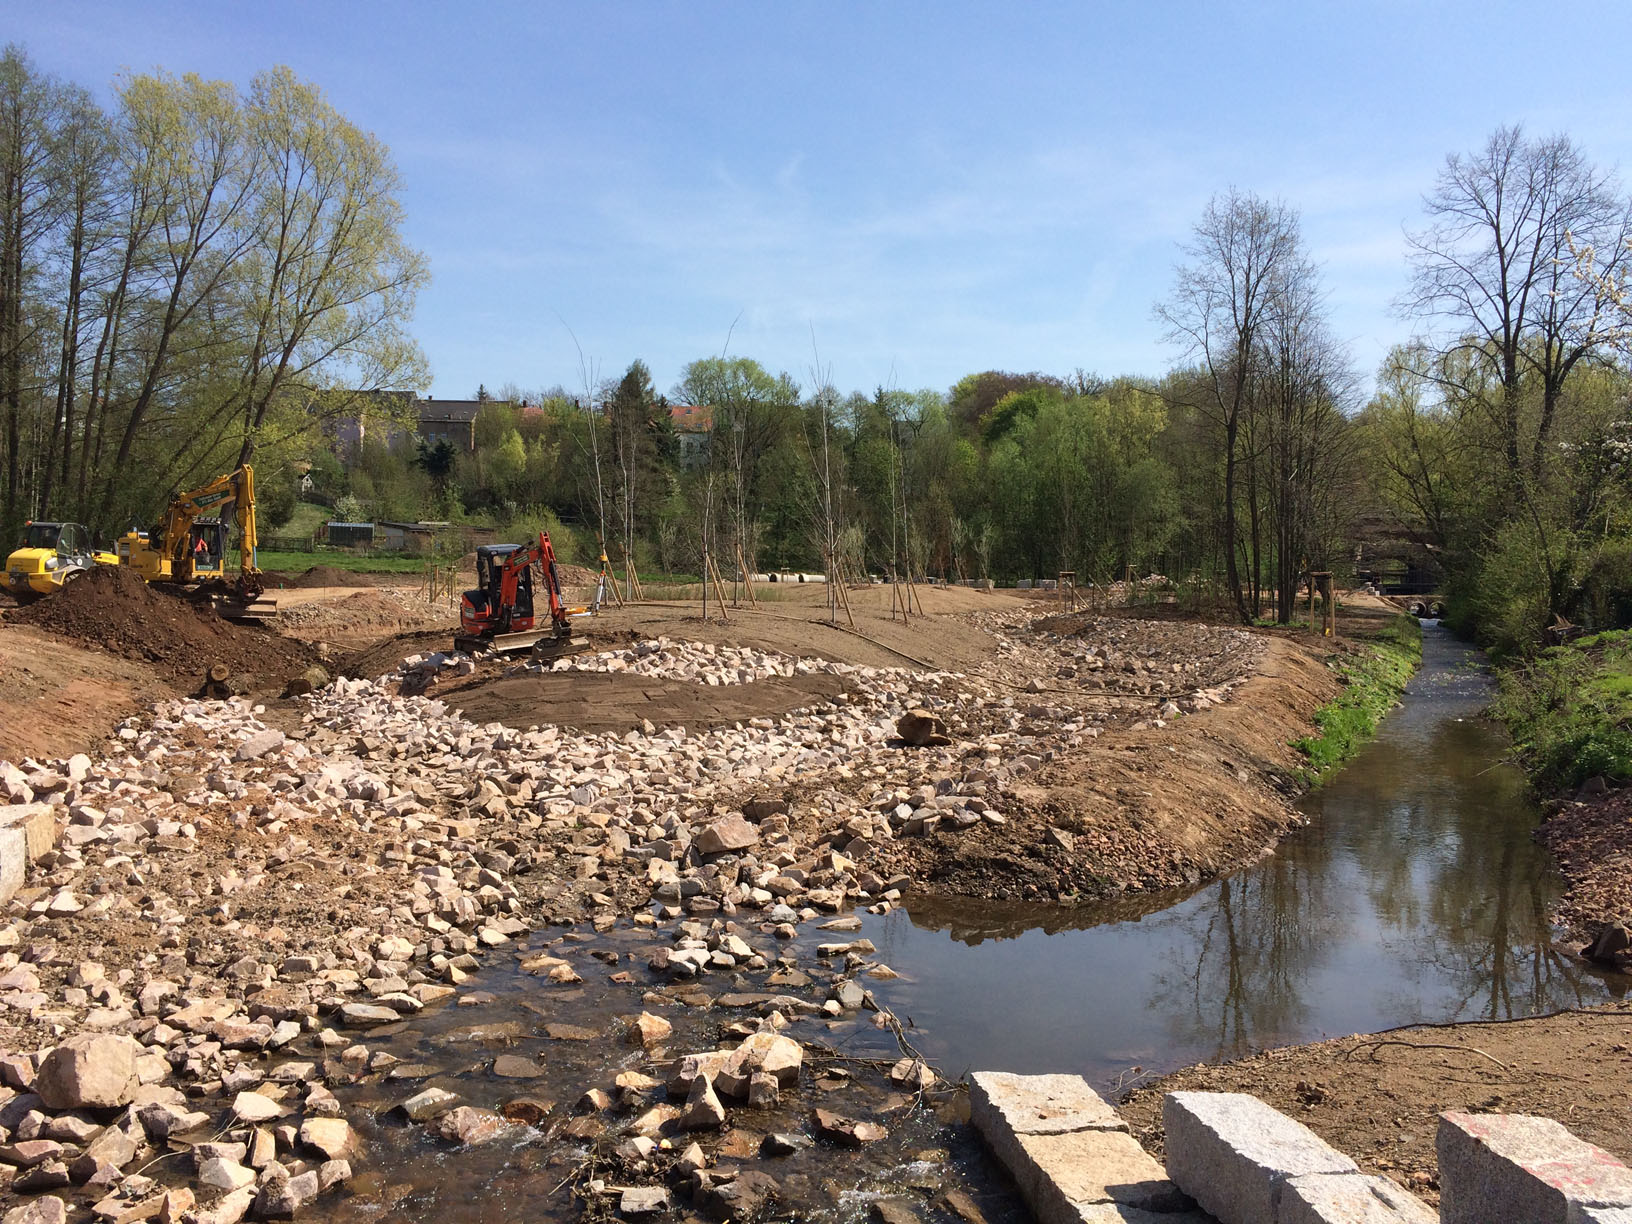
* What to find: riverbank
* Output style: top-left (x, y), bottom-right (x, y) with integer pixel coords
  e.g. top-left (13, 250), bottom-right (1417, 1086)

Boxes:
top-left (1121, 1000), bottom-right (1632, 1211)
top-left (1492, 629), bottom-right (1632, 950)
top-left (1291, 612), bottom-right (1421, 783)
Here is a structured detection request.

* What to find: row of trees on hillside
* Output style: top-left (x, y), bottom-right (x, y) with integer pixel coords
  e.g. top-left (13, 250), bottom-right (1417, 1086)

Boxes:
top-left (334, 337), bottom-right (1358, 616)
top-left (0, 45), bottom-right (426, 544)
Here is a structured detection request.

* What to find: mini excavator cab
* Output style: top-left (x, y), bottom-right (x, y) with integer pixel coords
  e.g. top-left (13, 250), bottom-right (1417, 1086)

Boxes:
top-left (465, 543), bottom-right (536, 634)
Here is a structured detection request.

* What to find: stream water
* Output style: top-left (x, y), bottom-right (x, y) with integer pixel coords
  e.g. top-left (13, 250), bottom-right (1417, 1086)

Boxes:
top-left (861, 623), bottom-right (1628, 1086)
top-left (312, 623), bottom-right (1629, 1222)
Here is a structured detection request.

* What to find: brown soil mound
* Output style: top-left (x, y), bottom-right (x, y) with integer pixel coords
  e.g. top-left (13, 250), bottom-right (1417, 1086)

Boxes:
top-left (8, 565), bottom-right (318, 688)
top-left (555, 563), bottom-right (598, 587)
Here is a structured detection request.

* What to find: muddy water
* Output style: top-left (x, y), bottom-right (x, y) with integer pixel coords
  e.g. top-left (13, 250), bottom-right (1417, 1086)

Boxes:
top-left (863, 623), bottom-right (1629, 1086)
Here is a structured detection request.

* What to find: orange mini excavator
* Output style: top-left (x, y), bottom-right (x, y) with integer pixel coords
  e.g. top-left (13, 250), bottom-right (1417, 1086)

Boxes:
top-left (455, 531), bottom-right (589, 658)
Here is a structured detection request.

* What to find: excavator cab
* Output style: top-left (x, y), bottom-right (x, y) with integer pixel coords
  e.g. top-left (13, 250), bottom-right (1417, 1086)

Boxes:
top-left (463, 544), bottom-right (535, 633)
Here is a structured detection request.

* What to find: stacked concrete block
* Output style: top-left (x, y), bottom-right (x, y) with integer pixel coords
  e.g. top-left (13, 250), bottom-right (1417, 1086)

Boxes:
top-left (1438, 1112), bottom-right (1632, 1223)
top-left (1163, 1092), bottom-right (1434, 1223)
top-left (970, 1072), bottom-right (1204, 1224)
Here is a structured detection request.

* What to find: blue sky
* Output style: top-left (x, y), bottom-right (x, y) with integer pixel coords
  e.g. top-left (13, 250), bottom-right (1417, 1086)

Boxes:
top-left (10, 1), bottom-right (1632, 402)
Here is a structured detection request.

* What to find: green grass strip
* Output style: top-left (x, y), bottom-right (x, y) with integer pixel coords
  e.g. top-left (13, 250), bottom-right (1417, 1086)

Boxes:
top-left (1493, 628), bottom-right (1632, 790)
top-left (1293, 616), bottom-right (1423, 785)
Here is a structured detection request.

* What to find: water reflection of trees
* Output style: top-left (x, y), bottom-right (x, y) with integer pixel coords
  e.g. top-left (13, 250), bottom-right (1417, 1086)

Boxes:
top-left (1143, 831), bottom-right (1340, 1063)
top-left (1354, 713), bottom-right (1602, 1020)
top-left (1143, 642), bottom-right (1617, 1061)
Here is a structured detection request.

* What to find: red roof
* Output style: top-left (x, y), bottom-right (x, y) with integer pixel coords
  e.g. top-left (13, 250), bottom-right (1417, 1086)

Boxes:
top-left (670, 403), bottom-right (713, 433)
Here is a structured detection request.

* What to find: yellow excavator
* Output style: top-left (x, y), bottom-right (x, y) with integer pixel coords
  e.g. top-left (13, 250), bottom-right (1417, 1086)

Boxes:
top-left (117, 464), bottom-right (276, 620)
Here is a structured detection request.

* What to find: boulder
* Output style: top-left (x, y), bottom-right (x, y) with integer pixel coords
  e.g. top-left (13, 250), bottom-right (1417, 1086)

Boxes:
top-left (234, 730), bottom-right (285, 763)
top-left (3, 1198), bottom-right (67, 1224)
top-left (680, 1076), bottom-right (727, 1130)
top-left (626, 1013), bottom-right (673, 1048)
top-left (230, 1091), bottom-right (285, 1123)
top-left (896, 709), bottom-right (950, 747)
top-left (697, 1170), bottom-right (780, 1221)
top-left (695, 815), bottom-right (759, 856)
top-left (434, 1106), bottom-right (505, 1146)
top-left (34, 1035), bottom-right (139, 1110)
top-left (298, 1117), bottom-right (353, 1161)
top-left (1584, 923), bottom-right (1631, 965)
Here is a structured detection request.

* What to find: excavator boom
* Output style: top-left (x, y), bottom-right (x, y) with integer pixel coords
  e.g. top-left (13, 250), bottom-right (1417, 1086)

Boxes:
top-left (116, 464), bottom-right (271, 618)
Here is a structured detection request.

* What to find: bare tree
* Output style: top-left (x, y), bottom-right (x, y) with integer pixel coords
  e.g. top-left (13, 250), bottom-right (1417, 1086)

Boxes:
top-left (1404, 125), bottom-right (1632, 481)
top-left (1256, 255), bottom-right (1356, 620)
top-left (1157, 190), bottom-right (1303, 623)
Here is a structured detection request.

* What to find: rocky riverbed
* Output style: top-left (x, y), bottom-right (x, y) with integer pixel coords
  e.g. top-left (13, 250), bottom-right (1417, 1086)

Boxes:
top-left (0, 612), bottom-right (1286, 1224)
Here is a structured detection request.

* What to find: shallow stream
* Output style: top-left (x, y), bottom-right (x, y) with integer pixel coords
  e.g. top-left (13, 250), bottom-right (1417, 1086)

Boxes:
top-left (864, 623), bottom-right (1628, 1085)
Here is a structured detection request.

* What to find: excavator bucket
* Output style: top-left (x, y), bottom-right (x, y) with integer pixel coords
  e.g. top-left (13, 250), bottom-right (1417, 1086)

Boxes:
top-left (530, 633), bottom-right (589, 662)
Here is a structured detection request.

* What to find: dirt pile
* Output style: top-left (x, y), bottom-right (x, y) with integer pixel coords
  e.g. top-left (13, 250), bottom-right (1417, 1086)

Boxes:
top-left (277, 589), bottom-right (452, 640)
top-left (8, 564), bottom-right (318, 687)
top-left (260, 564), bottom-right (381, 588)
top-left (291, 564), bottom-right (367, 587)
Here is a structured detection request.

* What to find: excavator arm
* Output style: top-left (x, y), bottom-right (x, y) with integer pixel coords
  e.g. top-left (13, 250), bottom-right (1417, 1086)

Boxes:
top-left (156, 465), bottom-right (262, 593)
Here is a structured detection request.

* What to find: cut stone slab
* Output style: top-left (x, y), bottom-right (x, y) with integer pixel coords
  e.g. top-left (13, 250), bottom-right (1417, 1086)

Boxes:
top-left (1279, 1172), bottom-right (1437, 1223)
top-left (969, 1073), bottom-right (1190, 1224)
top-left (1162, 1091), bottom-right (1358, 1224)
top-left (1577, 1209), bottom-right (1632, 1223)
top-left (1438, 1111), bottom-right (1632, 1224)
top-left (970, 1072), bottom-right (1129, 1138)
top-left (1022, 1129), bottom-right (1194, 1219)
top-left (970, 1071), bottom-right (1130, 1201)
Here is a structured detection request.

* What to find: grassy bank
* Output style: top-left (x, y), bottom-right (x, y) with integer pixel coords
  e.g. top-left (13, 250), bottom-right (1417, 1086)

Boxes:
top-left (1493, 630), bottom-right (1632, 790)
top-left (1293, 615), bottom-right (1423, 783)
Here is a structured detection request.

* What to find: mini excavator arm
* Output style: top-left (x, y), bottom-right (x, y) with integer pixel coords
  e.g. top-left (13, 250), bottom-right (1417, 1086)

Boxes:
top-left (497, 531), bottom-right (570, 633)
